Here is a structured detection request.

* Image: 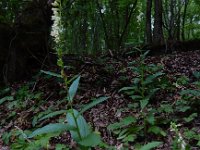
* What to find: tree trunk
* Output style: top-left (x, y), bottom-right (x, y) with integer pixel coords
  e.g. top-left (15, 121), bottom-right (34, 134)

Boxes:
top-left (181, 0), bottom-right (189, 41)
top-left (169, 0), bottom-right (175, 39)
top-left (153, 0), bottom-right (164, 45)
top-left (145, 0), bottom-right (152, 44)
top-left (119, 0), bottom-right (137, 48)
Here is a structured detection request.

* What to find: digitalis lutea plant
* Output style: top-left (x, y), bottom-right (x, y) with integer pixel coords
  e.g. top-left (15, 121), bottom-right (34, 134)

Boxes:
top-left (51, 0), bottom-right (69, 88)
top-left (170, 122), bottom-right (187, 150)
top-left (23, 0), bottom-right (109, 149)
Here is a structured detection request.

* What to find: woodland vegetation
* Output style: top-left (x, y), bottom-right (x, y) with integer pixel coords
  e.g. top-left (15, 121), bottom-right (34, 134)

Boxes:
top-left (0, 0), bottom-right (200, 149)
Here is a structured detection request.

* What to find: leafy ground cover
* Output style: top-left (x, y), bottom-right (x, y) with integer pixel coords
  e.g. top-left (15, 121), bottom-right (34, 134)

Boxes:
top-left (0, 50), bottom-right (200, 150)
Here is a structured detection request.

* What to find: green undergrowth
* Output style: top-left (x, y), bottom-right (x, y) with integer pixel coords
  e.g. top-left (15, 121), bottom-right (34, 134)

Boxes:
top-left (0, 51), bottom-right (200, 150)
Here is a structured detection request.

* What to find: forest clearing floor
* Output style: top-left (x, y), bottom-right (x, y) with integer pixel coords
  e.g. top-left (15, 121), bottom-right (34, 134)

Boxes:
top-left (1, 50), bottom-right (200, 150)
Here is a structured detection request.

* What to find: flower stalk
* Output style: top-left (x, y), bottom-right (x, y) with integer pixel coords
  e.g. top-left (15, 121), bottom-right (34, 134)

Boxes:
top-left (51, 0), bottom-right (68, 89)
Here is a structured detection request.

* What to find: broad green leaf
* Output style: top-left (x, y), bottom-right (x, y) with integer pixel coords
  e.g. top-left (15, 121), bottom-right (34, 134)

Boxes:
top-left (184, 130), bottom-right (196, 139)
top-left (67, 109), bottom-right (91, 141)
top-left (177, 106), bottom-right (191, 112)
top-left (133, 78), bottom-right (140, 84)
top-left (108, 116), bottom-right (136, 130)
top-left (130, 95), bottom-right (143, 100)
top-left (180, 89), bottom-right (200, 96)
top-left (68, 76), bottom-right (81, 102)
top-left (193, 71), bottom-right (200, 79)
top-left (28, 123), bottom-right (74, 138)
top-left (160, 104), bottom-right (173, 113)
top-left (126, 91), bottom-right (136, 95)
top-left (0, 96), bottom-right (14, 105)
top-left (183, 113), bottom-right (198, 123)
top-left (142, 50), bottom-right (150, 58)
top-left (0, 88), bottom-right (10, 96)
top-left (147, 88), bottom-right (160, 99)
top-left (127, 125), bottom-right (144, 133)
top-left (40, 70), bottom-right (62, 78)
top-left (55, 144), bottom-right (69, 150)
top-left (66, 74), bottom-right (79, 85)
top-left (80, 97), bottom-right (109, 114)
top-left (119, 87), bottom-right (136, 92)
top-left (140, 99), bottom-right (149, 109)
top-left (197, 140), bottom-right (200, 146)
top-left (130, 67), bottom-right (141, 73)
top-left (143, 72), bottom-right (164, 85)
top-left (148, 126), bottom-right (166, 136)
top-left (146, 113), bottom-right (155, 125)
top-left (38, 110), bottom-right (67, 122)
top-left (122, 134), bottom-right (136, 142)
top-left (117, 129), bottom-right (129, 140)
top-left (78, 132), bottom-right (101, 147)
top-left (57, 58), bottom-right (64, 67)
top-left (140, 141), bottom-right (162, 150)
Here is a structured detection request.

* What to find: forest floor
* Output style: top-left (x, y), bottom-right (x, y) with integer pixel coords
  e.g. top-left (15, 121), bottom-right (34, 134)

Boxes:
top-left (0, 50), bottom-right (200, 150)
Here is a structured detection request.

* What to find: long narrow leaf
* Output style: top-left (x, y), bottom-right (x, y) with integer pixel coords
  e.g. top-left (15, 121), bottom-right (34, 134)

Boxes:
top-left (140, 141), bottom-right (162, 150)
top-left (80, 97), bottom-right (109, 114)
top-left (143, 72), bottom-right (164, 85)
top-left (140, 98), bottom-right (149, 109)
top-left (0, 96), bottom-right (14, 105)
top-left (78, 132), bottom-right (101, 147)
top-left (38, 110), bottom-right (67, 122)
top-left (40, 70), bottom-right (62, 78)
top-left (68, 76), bottom-right (81, 102)
top-left (0, 88), bottom-right (10, 96)
top-left (119, 87), bottom-right (136, 92)
top-left (28, 123), bottom-right (75, 138)
top-left (67, 109), bottom-right (91, 141)
top-left (108, 116), bottom-right (136, 130)
top-left (66, 74), bottom-right (79, 85)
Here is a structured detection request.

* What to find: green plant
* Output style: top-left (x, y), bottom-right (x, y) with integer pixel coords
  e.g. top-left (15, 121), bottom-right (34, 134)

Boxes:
top-left (170, 122), bottom-right (187, 150)
top-left (119, 51), bottom-right (166, 110)
top-left (175, 72), bottom-right (200, 115)
top-left (107, 116), bottom-right (139, 143)
top-left (13, 1), bottom-right (109, 149)
top-left (11, 129), bottom-right (58, 150)
top-left (108, 109), bottom-right (166, 144)
top-left (184, 128), bottom-right (200, 148)
top-left (108, 51), bottom-right (167, 144)
top-left (27, 76), bottom-right (108, 149)
top-left (139, 141), bottom-right (163, 150)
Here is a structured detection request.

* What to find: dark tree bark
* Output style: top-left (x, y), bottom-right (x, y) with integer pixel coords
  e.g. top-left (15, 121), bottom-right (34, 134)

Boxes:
top-left (145, 0), bottom-right (152, 44)
top-left (153, 0), bottom-right (164, 45)
top-left (119, 0), bottom-right (137, 48)
top-left (182, 0), bottom-right (189, 41)
top-left (176, 13), bottom-right (181, 41)
top-left (80, 0), bottom-right (88, 53)
top-left (96, 0), bottom-right (110, 49)
top-left (169, 0), bottom-right (175, 39)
